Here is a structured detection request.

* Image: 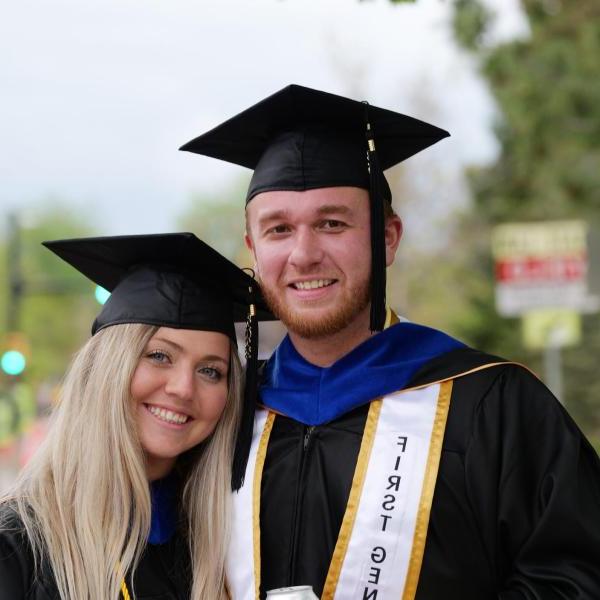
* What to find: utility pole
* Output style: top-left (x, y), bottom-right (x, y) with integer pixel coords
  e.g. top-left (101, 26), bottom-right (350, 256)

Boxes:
top-left (543, 327), bottom-right (565, 402)
top-left (6, 212), bottom-right (24, 332)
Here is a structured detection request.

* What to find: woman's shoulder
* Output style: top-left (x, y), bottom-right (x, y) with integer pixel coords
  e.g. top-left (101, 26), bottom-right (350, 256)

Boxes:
top-left (0, 500), bottom-right (24, 526)
top-left (0, 502), bottom-right (29, 545)
top-left (0, 503), bottom-right (37, 599)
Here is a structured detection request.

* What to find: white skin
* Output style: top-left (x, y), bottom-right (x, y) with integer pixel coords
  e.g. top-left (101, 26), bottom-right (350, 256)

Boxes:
top-left (245, 186), bottom-right (402, 367)
top-left (130, 327), bottom-right (230, 481)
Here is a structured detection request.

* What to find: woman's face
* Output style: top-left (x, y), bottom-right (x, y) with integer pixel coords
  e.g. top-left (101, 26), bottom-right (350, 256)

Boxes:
top-left (131, 326), bottom-right (230, 480)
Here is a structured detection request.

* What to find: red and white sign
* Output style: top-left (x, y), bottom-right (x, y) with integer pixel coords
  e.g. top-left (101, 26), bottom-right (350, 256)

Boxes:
top-left (492, 221), bottom-right (596, 316)
top-left (495, 254), bottom-right (587, 283)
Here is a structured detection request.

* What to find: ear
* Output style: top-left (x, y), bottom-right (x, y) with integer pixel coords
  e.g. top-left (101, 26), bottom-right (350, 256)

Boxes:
top-left (244, 231), bottom-right (258, 272)
top-left (244, 231), bottom-right (254, 252)
top-left (384, 214), bottom-right (403, 267)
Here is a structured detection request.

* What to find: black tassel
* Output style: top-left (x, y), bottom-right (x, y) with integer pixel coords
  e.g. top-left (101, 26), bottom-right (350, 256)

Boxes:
top-left (365, 117), bottom-right (387, 332)
top-left (231, 284), bottom-right (259, 491)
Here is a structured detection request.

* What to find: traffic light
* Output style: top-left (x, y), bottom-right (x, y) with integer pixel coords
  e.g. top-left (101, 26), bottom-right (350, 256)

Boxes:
top-left (1, 350), bottom-right (26, 376)
top-left (1, 332), bottom-right (29, 377)
top-left (95, 285), bottom-right (111, 305)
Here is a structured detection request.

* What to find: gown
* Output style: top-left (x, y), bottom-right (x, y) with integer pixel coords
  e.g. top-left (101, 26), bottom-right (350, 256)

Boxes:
top-left (255, 335), bottom-right (600, 599)
top-left (0, 476), bottom-right (191, 600)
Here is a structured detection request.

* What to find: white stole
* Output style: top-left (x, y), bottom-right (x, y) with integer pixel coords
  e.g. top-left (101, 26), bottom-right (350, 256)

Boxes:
top-left (226, 381), bottom-right (452, 600)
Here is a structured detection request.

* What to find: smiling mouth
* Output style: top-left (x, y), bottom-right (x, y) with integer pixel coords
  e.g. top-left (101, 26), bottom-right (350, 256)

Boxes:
top-left (145, 404), bottom-right (190, 425)
top-left (291, 279), bottom-right (336, 290)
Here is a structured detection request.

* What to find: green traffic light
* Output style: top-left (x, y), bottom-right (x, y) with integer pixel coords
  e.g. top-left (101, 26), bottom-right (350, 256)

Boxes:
top-left (95, 285), bottom-right (111, 305)
top-left (1, 350), bottom-right (26, 376)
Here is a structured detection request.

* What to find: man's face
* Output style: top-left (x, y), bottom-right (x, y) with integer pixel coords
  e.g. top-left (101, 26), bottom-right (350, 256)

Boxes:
top-left (245, 187), bottom-right (385, 338)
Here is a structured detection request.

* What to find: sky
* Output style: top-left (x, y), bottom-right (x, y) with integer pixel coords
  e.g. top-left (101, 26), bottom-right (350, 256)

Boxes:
top-left (1, 0), bottom-right (529, 238)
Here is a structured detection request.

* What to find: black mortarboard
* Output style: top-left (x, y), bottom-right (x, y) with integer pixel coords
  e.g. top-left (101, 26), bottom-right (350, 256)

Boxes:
top-left (43, 232), bottom-right (274, 490)
top-left (180, 84), bottom-right (450, 331)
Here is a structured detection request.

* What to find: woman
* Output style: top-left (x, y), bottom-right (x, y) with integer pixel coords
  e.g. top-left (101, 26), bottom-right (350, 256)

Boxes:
top-left (0, 232), bottom-right (270, 600)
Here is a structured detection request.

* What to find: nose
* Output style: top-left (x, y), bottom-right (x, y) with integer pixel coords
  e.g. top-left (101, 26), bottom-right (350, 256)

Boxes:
top-left (288, 227), bottom-right (323, 270)
top-left (164, 365), bottom-right (195, 402)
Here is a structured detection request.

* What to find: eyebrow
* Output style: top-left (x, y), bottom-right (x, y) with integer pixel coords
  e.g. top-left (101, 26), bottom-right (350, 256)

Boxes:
top-left (257, 209), bottom-right (289, 227)
top-left (257, 204), bottom-right (353, 227)
top-left (150, 338), bottom-right (229, 365)
top-left (150, 337), bottom-right (182, 350)
top-left (315, 204), bottom-right (353, 216)
top-left (200, 354), bottom-right (230, 366)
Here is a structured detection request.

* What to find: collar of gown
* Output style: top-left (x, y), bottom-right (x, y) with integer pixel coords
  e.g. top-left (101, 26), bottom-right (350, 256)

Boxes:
top-left (260, 320), bottom-right (465, 425)
top-left (149, 473), bottom-right (178, 545)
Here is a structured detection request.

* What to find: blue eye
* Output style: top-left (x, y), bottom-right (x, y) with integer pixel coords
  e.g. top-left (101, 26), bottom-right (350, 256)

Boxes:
top-left (147, 350), bottom-right (170, 364)
top-left (198, 366), bottom-right (223, 381)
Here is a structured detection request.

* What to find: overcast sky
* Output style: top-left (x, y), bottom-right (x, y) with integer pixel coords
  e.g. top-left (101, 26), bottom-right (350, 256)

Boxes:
top-left (1, 0), bottom-right (528, 237)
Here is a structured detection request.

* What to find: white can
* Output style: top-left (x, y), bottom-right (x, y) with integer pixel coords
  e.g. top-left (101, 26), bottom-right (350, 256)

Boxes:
top-left (266, 585), bottom-right (319, 599)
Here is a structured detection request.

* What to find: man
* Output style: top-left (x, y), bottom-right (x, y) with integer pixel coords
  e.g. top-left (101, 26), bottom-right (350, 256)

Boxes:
top-left (181, 85), bottom-right (600, 599)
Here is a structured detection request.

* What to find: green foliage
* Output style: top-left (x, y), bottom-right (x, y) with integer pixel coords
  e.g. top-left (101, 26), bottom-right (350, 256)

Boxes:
top-left (473, 2), bottom-right (600, 224)
top-left (451, 0), bottom-right (600, 443)
top-left (453, 0), bottom-right (492, 51)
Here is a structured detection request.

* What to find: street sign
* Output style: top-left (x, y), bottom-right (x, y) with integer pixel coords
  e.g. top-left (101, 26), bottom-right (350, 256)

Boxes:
top-left (492, 220), bottom-right (598, 316)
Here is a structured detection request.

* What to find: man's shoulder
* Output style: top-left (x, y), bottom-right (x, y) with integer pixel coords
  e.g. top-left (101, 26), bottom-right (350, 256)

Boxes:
top-left (408, 346), bottom-right (566, 440)
top-left (411, 346), bottom-right (559, 413)
top-left (407, 346), bottom-right (519, 388)
top-left (421, 348), bottom-right (596, 462)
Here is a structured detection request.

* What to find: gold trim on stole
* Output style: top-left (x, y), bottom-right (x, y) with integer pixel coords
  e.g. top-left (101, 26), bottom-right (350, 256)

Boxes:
top-left (253, 411), bottom-right (276, 600)
top-left (117, 561), bottom-right (130, 600)
top-left (321, 399), bottom-right (384, 599)
top-left (401, 380), bottom-right (453, 600)
top-left (384, 307), bottom-right (399, 328)
top-left (120, 580), bottom-right (131, 600)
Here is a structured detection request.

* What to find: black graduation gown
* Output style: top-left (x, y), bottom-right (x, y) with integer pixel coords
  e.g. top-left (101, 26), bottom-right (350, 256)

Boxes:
top-left (0, 510), bottom-right (191, 600)
top-left (259, 348), bottom-right (600, 599)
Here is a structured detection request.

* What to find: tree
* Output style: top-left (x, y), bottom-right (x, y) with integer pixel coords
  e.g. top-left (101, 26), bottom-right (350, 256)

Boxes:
top-left (0, 202), bottom-right (99, 385)
top-left (452, 0), bottom-right (600, 448)
top-left (177, 176), bottom-right (253, 268)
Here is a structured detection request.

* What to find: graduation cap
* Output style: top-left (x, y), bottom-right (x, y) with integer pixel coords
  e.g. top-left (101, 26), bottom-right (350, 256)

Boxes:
top-left (180, 84), bottom-right (450, 331)
top-left (43, 232), bottom-right (274, 491)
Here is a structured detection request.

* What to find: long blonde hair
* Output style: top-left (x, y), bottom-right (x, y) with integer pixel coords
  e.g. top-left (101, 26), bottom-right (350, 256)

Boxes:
top-left (1, 323), bottom-right (242, 599)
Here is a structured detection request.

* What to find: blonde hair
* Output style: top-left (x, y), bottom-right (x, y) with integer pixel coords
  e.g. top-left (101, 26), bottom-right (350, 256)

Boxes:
top-left (1, 323), bottom-right (242, 599)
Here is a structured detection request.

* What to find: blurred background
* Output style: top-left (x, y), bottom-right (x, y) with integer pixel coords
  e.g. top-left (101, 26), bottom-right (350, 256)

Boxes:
top-left (1, 0), bottom-right (599, 490)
